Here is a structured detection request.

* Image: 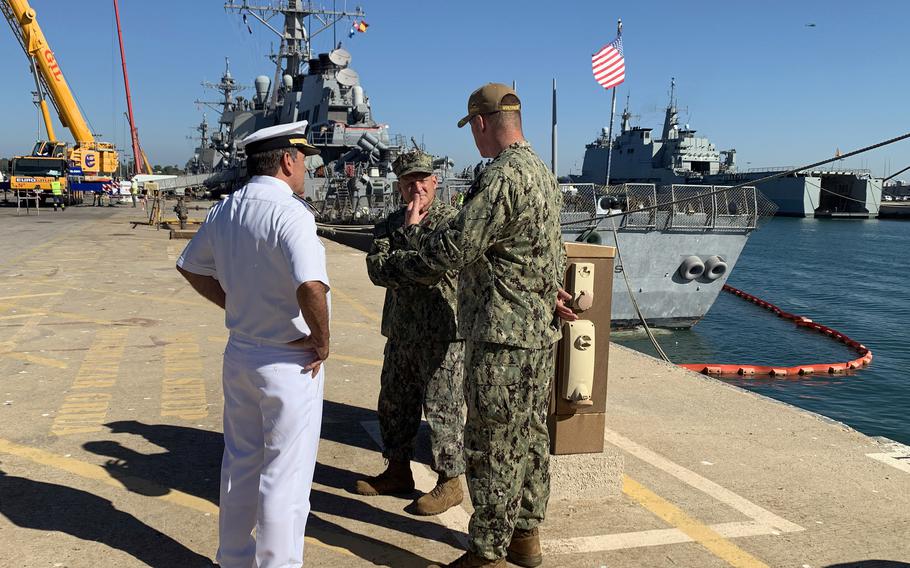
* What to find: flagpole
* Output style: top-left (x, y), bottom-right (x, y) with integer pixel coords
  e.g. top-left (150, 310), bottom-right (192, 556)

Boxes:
top-left (604, 18), bottom-right (622, 187)
top-left (551, 78), bottom-right (558, 175)
top-left (604, 87), bottom-right (617, 186)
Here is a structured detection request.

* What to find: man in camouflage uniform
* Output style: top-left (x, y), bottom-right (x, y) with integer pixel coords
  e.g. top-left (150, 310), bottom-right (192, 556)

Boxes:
top-left (355, 150), bottom-right (466, 516)
top-left (403, 84), bottom-right (570, 568)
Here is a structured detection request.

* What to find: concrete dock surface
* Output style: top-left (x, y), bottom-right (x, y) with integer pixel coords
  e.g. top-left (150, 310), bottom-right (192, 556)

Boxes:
top-left (0, 204), bottom-right (908, 568)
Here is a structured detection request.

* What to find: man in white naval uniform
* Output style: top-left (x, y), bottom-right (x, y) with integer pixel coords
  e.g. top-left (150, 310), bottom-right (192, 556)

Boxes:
top-left (176, 120), bottom-right (330, 568)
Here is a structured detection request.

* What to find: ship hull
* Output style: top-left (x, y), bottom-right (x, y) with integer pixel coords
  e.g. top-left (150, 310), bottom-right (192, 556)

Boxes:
top-left (562, 224), bottom-right (749, 329)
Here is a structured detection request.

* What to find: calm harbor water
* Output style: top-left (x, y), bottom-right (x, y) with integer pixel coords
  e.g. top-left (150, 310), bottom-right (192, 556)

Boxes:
top-left (614, 217), bottom-right (910, 446)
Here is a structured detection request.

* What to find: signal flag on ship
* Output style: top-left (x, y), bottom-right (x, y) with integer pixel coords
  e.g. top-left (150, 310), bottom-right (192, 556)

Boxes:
top-left (349, 19), bottom-right (369, 37)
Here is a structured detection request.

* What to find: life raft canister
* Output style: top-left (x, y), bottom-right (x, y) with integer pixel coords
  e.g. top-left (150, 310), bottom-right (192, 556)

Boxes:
top-left (703, 255), bottom-right (728, 281)
top-left (678, 255), bottom-right (705, 281)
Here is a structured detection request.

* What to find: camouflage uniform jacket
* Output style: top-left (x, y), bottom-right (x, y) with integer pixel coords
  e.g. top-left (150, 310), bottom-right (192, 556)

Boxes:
top-left (404, 141), bottom-right (566, 349)
top-left (366, 200), bottom-right (460, 342)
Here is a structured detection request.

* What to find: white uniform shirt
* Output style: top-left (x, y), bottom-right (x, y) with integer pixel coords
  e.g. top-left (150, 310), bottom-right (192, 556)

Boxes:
top-left (177, 175), bottom-right (330, 343)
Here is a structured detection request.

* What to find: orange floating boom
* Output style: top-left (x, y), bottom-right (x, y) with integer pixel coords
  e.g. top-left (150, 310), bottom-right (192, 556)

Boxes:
top-left (678, 285), bottom-right (873, 378)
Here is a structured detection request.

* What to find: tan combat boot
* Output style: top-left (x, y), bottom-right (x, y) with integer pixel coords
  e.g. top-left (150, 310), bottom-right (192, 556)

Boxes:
top-left (427, 551), bottom-right (506, 567)
top-left (506, 526), bottom-right (543, 567)
top-left (354, 460), bottom-right (415, 496)
top-left (414, 475), bottom-right (463, 515)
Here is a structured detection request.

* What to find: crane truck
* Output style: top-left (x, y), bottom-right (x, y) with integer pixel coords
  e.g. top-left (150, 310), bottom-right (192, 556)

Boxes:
top-left (1, 0), bottom-right (119, 202)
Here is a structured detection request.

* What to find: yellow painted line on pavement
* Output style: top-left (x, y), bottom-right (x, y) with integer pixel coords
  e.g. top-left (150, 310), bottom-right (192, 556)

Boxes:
top-left (623, 475), bottom-right (770, 568)
top-left (331, 287), bottom-right (380, 323)
top-left (0, 437), bottom-right (354, 558)
top-left (0, 292), bottom-right (64, 302)
top-left (604, 428), bottom-right (803, 533)
top-left (205, 320), bottom-right (377, 342)
top-left (51, 328), bottom-right (129, 436)
top-left (205, 337), bottom-right (382, 367)
top-left (205, 341), bottom-right (382, 370)
top-left (0, 302), bottom-right (115, 326)
top-left (0, 312), bottom-right (47, 320)
top-left (333, 354), bottom-right (383, 367)
top-left (54, 284), bottom-right (209, 308)
top-left (0, 437), bottom-right (215, 513)
top-left (161, 334), bottom-right (209, 420)
top-left (3, 351), bottom-right (68, 369)
top-left (0, 295), bottom-right (68, 369)
top-left (332, 320), bottom-right (375, 330)
top-left (0, 231), bottom-right (71, 268)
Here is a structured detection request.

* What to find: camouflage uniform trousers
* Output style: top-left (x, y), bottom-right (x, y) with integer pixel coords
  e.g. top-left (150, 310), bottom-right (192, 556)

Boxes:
top-left (463, 341), bottom-right (554, 560)
top-left (378, 339), bottom-right (465, 478)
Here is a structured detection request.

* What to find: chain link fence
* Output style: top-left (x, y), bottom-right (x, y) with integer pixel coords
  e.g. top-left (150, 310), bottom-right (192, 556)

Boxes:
top-left (560, 182), bottom-right (777, 232)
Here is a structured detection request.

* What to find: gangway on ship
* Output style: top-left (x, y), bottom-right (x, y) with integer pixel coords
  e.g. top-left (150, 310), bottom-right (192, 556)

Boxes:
top-left (136, 174), bottom-right (210, 197)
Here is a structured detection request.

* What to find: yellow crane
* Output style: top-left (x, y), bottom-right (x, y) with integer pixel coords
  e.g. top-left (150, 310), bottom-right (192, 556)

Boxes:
top-left (1, 0), bottom-right (119, 197)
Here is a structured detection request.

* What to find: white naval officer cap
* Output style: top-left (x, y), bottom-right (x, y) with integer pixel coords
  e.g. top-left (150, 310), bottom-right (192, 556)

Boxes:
top-left (239, 120), bottom-right (321, 156)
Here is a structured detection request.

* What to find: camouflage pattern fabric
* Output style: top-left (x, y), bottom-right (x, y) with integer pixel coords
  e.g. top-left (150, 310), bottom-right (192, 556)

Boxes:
top-left (366, 200), bottom-right (460, 342)
top-left (392, 150), bottom-right (435, 178)
top-left (463, 341), bottom-right (554, 560)
top-left (403, 140), bottom-right (566, 349)
top-left (378, 339), bottom-right (465, 478)
top-left (367, 198), bottom-right (464, 477)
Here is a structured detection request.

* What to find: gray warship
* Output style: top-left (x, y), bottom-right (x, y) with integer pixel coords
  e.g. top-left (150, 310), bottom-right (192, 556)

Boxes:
top-left (193, 2), bottom-right (464, 234)
top-left (198, 1), bottom-right (444, 227)
top-left (579, 79), bottom-right (881, 218)
top-left (196, 3), bottom-right (772, 329)
top-left (566, 80), bottom-right (780, 327)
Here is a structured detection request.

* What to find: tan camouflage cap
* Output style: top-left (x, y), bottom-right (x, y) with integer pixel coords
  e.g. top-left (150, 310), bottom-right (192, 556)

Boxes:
top-left (457, 83), bottom-right (522, 128)
top-left (392, 150), bottom-right (435, 178)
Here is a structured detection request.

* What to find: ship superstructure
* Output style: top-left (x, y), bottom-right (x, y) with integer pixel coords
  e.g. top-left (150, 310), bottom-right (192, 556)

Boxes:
top-left (577, 79), bottom-right (881, 218)
top-left (202, 1), bottom-right (406, 221)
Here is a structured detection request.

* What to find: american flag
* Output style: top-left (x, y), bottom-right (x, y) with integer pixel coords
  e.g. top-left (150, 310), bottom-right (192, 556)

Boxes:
top-left (592, 35), bottom-right (625, 90)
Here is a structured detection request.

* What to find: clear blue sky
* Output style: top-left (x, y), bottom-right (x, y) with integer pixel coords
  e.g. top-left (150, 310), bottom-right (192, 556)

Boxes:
top-left (2, 1), bottom-right (908, 178)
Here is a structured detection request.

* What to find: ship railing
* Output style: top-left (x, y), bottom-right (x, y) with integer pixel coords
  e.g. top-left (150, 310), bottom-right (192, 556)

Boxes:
top-left (145, 173), bottom-right (211, 195)
top-left (439, 180), bottom-right (472, 207)
top-left (745, 166), bottom-right (873, 177)
top-left (560, 182), bottom-right (760, 231)
top-left (560, 183), bottom-right (659, 229)
top-left (309, 131), bottom-right (335, 146)
top-left (712, 185), bottom-right (760, 230)
top-left (667, 184), bottom-right (760, 230)
top-left (668, 184), bottom-right (714, 229)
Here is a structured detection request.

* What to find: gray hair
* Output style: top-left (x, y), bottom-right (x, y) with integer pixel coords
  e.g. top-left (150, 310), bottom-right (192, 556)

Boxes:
top-left (247, 147), bottom-right (299, 176)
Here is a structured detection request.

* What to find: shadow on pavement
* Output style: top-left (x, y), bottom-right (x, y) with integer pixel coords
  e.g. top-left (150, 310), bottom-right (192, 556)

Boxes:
top-left (825, 563), bottom-right (910, 568)
top-left (321, 400), bottom-right (434, 468)
top-left (309, 513), bottom-right (437, 567)
top-left (0, 469), bottom-right (213, 568)
top-left (84, 421), bottom-right (221, 503)
top-left (80, 419), bottom-right (453, 564)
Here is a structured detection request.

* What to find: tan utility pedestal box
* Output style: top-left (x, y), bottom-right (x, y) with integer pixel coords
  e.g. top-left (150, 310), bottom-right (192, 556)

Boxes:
top-left (548, 242), bottom-right (615, 455)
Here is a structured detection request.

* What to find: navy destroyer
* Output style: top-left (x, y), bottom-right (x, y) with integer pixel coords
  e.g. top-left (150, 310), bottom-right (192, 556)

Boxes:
top-left (198, 1), bottom-right (452, 226)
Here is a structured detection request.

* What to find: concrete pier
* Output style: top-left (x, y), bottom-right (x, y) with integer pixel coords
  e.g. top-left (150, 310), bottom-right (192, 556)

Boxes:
top-left (0, 204), bottom-right (907, 567)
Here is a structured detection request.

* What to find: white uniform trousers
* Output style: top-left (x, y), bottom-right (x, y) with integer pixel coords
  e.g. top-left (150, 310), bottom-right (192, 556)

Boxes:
top-left (217, 334), bottom-right (325, 568)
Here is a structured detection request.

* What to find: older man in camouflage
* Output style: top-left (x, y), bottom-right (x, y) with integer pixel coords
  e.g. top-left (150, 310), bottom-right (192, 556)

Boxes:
top-left (404, 84), bottom-right (571, 568)
top-left (355, 150), bottom-right (466, 516)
